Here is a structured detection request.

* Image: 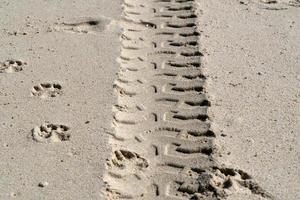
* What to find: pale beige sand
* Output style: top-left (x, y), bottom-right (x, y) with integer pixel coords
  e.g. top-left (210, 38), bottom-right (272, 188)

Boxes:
top-left (104, 0), bottom-right (298, 199)
top-left (0, 0), bottom-right (121, 199)
top-left (200, 0), bottom-right (300, 200)
top-left (0, 0), bottom-right (299, 199)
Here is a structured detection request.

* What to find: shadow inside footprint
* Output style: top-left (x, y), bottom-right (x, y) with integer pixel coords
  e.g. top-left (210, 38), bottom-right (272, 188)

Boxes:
top-left (51, 17), bottom-right (111, 34)
top-left (253, 0), bottom-right (300, 8)
top-left (176, 166), bottom-right (275, 200)
top-left (0, 59), bottom-right (26, 73)
top-left (31, 83), bottom-right (62, 98)
top-left (32, 123), bottom-right (70, 143)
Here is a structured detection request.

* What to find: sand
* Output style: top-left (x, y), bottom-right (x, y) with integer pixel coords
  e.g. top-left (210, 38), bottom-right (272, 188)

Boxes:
top-left (0, 0), bottom-right (121, 199)
top-left (201, 1), bottom-right (300, 200)
top-left (0, 0), bottom-right (299, 200)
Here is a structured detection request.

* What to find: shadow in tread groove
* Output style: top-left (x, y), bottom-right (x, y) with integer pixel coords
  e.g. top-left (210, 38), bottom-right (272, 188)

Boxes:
top-left (104, 0), bottom-right (275, 199)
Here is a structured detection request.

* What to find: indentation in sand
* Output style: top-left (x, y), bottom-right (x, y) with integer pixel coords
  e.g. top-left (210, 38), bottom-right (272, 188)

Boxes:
top-left (50, 17), bottom-right (112, 34)
top-left (0, 59), bottom-right (26, 73)
top-left (31, 83), bottom-right (62, 98)
top-left (32, 123), bottom-right (70, 143)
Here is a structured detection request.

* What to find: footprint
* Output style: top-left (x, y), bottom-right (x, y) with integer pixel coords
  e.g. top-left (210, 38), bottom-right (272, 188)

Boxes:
top-left (253, 0), bottom-right (300, 8)
top-left (32, 123), bottom-right (70, 143)
top-left (175, 167), bottom-right (274, 199)
top-left (112, 149), bottom-right (149, 169)
top-left (31, 83), bottom-right (62, 98)
top-left (50, 17), bottom-right (110, 34)
top-left (0, 59), bottom-right (26, 73)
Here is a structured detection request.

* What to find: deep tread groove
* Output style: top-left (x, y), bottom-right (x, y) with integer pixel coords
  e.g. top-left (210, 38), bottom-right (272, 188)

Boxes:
top-left (104, 0), bottom-right (274, 199)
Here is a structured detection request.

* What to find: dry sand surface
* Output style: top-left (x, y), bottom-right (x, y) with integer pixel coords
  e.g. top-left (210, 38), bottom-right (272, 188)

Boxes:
top-left (0, 0), bottom-right (299, 200)
top-left (0, 0), bottom-right (122, 199)
top-left (201, 1), bottom-right (300, 200)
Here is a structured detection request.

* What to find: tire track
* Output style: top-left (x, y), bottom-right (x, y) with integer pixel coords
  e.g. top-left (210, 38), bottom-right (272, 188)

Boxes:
top-left (104, 0), bottom-right (274, 199)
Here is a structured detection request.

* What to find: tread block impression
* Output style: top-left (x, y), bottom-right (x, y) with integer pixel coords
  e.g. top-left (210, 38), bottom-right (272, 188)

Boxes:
top-left (104, 0), bottom-right (274, 199)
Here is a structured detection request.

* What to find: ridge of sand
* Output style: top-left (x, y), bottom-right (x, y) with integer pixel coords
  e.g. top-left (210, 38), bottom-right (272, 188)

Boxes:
top-left (102, 0), bottom-right (287, 199)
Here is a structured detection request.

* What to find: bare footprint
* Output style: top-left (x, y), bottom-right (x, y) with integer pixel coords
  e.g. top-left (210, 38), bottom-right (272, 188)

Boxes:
top-left (31, 83), bottom-right (62, 98)
top-left (32, 123), bottom-right (70, 143)
top-left (0, 59), bottom-right (27, 73)
top-left (50, 17), bottom-right (110, 34)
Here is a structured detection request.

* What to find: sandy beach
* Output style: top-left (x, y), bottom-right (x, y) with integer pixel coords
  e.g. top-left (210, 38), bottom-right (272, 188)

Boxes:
top-left (0, 0), bottom-right (299, 199)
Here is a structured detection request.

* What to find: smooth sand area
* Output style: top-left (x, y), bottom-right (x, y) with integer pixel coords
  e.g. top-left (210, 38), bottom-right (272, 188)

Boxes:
top-left (0, 0), bottom-right (121, 199)
top-left (201, 1), bottom-right (300, 199)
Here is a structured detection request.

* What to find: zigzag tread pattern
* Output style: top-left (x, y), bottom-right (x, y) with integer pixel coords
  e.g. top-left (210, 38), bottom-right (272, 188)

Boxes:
top-left (104, 0), bottom-right (275, 199)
